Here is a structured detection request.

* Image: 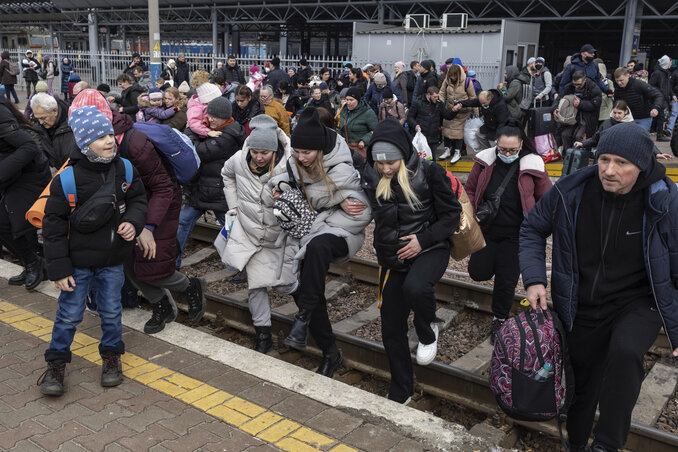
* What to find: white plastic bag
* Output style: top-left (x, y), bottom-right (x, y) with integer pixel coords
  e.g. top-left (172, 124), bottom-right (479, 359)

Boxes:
top-left (464, 116), bottom-right (484, 154)
top-left (412, 131), bottom-right (432, 160)
top-left (213, 210), bottom-right (237, 260)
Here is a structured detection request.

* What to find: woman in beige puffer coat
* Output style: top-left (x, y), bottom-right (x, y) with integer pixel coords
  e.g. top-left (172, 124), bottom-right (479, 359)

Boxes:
top-left (439, 64), bottom-right (477, 160)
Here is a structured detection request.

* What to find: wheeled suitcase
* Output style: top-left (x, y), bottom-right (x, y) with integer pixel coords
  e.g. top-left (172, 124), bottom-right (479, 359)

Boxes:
top-left (528, 99), bottom-right (556, 138)
top-left (561, 148), bottom-right (591, 176)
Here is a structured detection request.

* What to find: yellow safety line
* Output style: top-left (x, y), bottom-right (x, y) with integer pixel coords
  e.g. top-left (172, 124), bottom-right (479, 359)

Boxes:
top-left (0, 300), bottom-right (357, 452)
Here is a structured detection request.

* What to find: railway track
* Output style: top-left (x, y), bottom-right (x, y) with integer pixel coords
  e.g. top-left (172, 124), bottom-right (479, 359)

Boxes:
top-left (186, 221), bottom-right (678, 451)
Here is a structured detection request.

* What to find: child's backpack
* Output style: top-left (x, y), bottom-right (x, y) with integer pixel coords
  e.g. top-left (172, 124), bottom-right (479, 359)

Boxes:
top-left (489, 308), bottom-right (574, 433)
top-left (8, 61), bottom-right (20, 76)
top-left (60, 158), bottom-right (133, 212)
top-left (121, 122), bottom-right (200, 183)
top-left (556, 95), bottom-right (578, 125)
top-left (273, 161), bottom-right (318, 239)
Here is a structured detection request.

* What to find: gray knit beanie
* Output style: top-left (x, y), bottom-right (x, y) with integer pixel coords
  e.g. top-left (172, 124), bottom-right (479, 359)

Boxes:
top-left (248, 115), bottom-right (279, 151)
top-left (206, 97), bottom-right (232, 119)
top-left (371, 141), bottom-right (402, 162)
top-left (596, 122), bottom-right (654, 172)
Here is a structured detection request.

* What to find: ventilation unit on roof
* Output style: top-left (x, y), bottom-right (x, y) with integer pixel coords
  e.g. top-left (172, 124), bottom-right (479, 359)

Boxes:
top-left (405, 14), bottom-right (430, 29)
top-left (441, 13), bottom-right (468, 29)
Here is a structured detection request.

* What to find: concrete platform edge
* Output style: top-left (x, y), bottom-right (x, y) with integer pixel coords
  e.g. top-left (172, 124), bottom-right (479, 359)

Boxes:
top-left (0, 258), bottom-right (504, 451)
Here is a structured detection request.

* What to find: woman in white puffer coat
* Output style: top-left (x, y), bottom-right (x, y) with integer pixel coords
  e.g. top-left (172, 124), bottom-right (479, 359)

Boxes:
top-left (269, 107), bottom-right (372, 378)
top-left (221, 115), bottom-right (297, 354)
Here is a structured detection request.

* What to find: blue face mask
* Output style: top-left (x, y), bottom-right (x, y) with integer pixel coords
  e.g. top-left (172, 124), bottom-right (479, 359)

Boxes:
top-left (482, 105), bottom-right (490, 109)
top-left (497, 153), bottom-right (519, 164)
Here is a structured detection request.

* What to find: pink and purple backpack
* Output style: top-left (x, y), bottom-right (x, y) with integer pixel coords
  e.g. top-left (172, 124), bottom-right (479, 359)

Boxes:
top-left (489, 308), bottom-right (574, 425)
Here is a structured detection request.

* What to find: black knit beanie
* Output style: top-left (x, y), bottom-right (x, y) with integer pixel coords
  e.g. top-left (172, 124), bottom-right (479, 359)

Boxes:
top-left (291, 107), bottom-right (326, 150)
top-left (345, 87), bottom-right (363, 101)
top-left (596, 122), bottom-right (654, 172)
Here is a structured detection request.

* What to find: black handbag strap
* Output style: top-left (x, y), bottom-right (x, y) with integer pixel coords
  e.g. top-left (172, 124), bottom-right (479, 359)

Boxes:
top-left (492, 160), bottom-right (518, 200)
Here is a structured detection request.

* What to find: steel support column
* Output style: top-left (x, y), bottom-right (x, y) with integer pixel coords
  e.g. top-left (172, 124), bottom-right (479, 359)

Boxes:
top-left (620, 0), bottom-right (642, 67)
top-left (377, 1), bottom-right (385, 24)
top-left (88, 11), bottom-right (99, 83)
top-left (223, 24), bottom-right (230, 55)
top-left (211, 6), bottom-right (218, 61)
top-left (148, 0), bottom-right (161, 83)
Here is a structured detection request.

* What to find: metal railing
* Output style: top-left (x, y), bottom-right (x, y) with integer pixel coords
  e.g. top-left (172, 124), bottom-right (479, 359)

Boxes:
top-left (1, 48), bottom-right (501, 95)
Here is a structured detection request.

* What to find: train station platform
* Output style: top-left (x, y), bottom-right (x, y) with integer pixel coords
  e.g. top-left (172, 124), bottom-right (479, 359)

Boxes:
top-left (0, 259), bottom-right (497, 452)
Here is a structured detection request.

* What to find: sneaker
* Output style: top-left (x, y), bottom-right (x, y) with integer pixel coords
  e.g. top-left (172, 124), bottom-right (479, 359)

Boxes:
top-left (38, 362), bottom-right (66, 396)
top-left (490, 317), bottom-right (506, 345)
top-left (450, 149), bottom-right (461, 164)
top-left (101, 355), bottom-right (123, 387)
top-left (186, 277), bottom-right (206, 323)
top-left (144, 296), bottom-right (177, 334)
top-left (438, 147), bottom-right (451, 159)
top-left (415, 323), bottom-right (439, 366)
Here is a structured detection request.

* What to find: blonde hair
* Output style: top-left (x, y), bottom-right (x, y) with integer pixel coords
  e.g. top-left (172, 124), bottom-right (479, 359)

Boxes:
top-left (248, 150), bottom-right (277, 176)
top-left (375, 160), bottom-right (421, 210)
top-left (294, 152), bottom-right (337, 204)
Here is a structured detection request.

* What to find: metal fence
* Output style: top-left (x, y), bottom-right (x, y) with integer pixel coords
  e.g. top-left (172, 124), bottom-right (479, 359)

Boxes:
top-left (1, 48), bottom-right (501, 95)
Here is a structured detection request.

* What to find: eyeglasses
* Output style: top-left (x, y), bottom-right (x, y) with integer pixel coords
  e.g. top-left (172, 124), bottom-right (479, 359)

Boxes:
top-left (496, 146), bottom-right (521, 156)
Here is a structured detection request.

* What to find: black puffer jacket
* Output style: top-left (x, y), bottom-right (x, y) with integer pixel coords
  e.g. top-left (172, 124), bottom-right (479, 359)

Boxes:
top-left (649, 63), bottom-right (672, 102)
top-left (459, 89), bottom-right (510, 140)
top-left (416, 70), bottom-right (438, 100)
top-left (563, 77), bottom-right (603, 139)
top-left (613, 77), bottom-right (664, 119)
top-left (184, 121), bottom-right (246, 211)
top-left (232, 98), bottom-right (265, 135)
top-left (43, 149), bottom-right (148, 281)
top-left (32, 99), bottom-right (76, 168)
top-left (406, 96), bottom-right (456, 144)
top-left (0, 99), bottom-right (51, 237)
top-left (119, 83), bottom-right (146, 118)
top-left (361, 118), bottom-right (461, 271)
top-left (220, 64), bottom-right (244, 84)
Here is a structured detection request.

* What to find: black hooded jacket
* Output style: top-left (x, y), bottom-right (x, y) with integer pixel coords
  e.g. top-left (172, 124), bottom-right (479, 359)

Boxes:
top-left (184, 121), bottom-right (247, 211)
top-left (43, 148), bottom-right (148, 281)
top-left (406, 96), bottom-right (456, 144)
top-left (575, 158), bottom-right (666, 323)
top-left (361, 118), bottom-right (461, 270)
top-left (459, 89), bottom-right (510, 139)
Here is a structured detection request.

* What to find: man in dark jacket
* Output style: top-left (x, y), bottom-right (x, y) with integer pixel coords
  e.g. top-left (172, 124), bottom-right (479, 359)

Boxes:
top-left (649, 55), bottom-right (673, 140)
top-left (520, 123), bottom-right (678, 452)
top-left (613, 66), bottom-right (664, 133)
top-left (296, 58), bottom-right (313, 86)
top-left (40, 105), bottom-right (148, 396)
top-left (177, 97), bottom-right (246, 267)
top-left (174, 54), bottom-right (190, 88)
top-left (123, 52), bottom-right (148, 76)
top-left (30, 93), bottom-right (75, 168)
top-left (263, 57), bottom-right (290, 96)
top-left (559, 44), bottom-right (613, 96)
top-left (21, 50), bottom-right (41, 99)
top-left (455, 89), bottom-right (509, 149)
top-left (220, 55), bottom-right (244, 84)
top-left (415, 61), bottom-right (438, 101)
top-left (561, 71), bottom-right (602, 150)
top-left (0, 96), bottom-right (51, 290)
top-left (406, 86), bottom-right (456, 159)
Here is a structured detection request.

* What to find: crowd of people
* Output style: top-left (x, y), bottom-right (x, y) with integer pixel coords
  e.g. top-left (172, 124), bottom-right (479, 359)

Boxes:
top-left (1, 44), bottom-right (678, 452)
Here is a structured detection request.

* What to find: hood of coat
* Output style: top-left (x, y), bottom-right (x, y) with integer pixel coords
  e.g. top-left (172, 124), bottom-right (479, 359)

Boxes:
top-left (610, 109), bottom-right (635, 122)
top-left (444, 64), bottom-right (467, 86)
top-left (365, 117), bottom-right (415, 168)
top-left (474, 146), bottom-right (545, 173)
top-left (505, 66), bottom-right (520, 83)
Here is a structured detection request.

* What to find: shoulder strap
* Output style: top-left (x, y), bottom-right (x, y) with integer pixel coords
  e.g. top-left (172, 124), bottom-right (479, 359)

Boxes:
top-left (118, 129), bottom-right (134, 157)
top-left (59, 166), bottom-right (77, 211)
top-left (285, 159), bottom-right (298, 189)
top-left (120, 157), bottom-right (133, 189)
top-left (494, 162), bottom-right (519, 199)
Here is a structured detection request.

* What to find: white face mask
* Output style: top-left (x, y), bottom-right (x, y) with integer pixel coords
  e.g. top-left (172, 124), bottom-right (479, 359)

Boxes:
top-left (497, 153), bottom-right (519, 164)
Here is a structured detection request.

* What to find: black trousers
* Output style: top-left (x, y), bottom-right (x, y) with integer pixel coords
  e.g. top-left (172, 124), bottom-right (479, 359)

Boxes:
top-left (566, 300), bottom-right (661, 450)
top-left (380, 247), bottom-right (449, 403)
top-left (297, 234), bottom-right (348, 356)
top-left (561, 123), bottom-right (587, 151)
top-left (468, 235), bottom-right (519, 319)
top-left (0, 201), bottom-right (39, 267)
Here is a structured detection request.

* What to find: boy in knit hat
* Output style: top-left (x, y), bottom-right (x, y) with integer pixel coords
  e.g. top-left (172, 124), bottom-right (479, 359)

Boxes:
top-left (39, 105), bottom-right (148, 396)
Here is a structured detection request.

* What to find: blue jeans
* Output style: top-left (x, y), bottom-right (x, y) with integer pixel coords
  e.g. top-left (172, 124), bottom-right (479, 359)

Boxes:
top-left (176, 205), bottom-right (225, 268)
top-left (45, 265), bottom-right (125, 363)
top-left (634, 117), bottom-right (652, 131)
top-left (4, 84), bottom-right (19, 103)
top-left (668, 100), bottom-right (678, 135)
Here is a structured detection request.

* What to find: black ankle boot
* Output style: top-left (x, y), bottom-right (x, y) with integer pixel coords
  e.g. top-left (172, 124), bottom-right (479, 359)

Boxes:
top-left (316, 352), bottom-right (344, 377)
top-left (284, 308), bottom-right (312, 349)
top-left (24, 258), bottom-right (44, 291)
top-left (254, 326), bottom-right (273, 354)
top-left (8, 269), bottom-right (26, 286)
top-left (144, 296), bottom-right (177, 334)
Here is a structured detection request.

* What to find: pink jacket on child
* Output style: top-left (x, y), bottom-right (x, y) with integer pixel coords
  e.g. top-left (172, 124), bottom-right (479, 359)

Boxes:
top-left (187, 95), bottom-right (211, 137)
